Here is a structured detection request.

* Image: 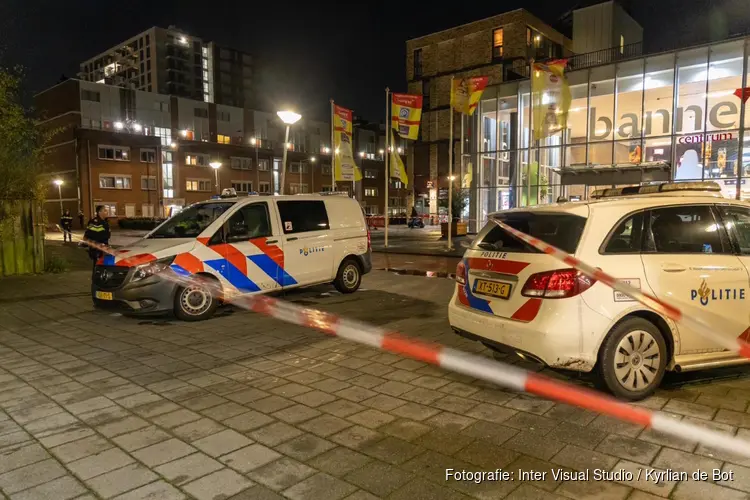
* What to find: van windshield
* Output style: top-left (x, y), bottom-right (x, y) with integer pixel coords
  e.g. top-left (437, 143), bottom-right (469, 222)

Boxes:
top-left (148, 202), bottom-right (235, 239)
top-left (475, 212), bottom-right (587, 254)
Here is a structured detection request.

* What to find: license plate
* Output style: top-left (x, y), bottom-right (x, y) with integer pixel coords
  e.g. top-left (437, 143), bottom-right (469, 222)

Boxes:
top-left (473, 279), bottom-right (512, 299)
top-left (95, 291), bottom-right (113, 300)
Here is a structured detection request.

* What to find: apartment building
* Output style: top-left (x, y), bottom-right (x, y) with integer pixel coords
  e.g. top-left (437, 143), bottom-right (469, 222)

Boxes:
top-left (78, 26), bottom-right (254, 107)
top-left (35, 79), bottom-right (332, 225)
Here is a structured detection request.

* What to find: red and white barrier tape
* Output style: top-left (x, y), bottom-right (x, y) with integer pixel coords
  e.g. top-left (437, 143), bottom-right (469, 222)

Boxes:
top-left (60, 226), bottom-right (750, 458)
top-left (490, 218), bottom-right (750, 358)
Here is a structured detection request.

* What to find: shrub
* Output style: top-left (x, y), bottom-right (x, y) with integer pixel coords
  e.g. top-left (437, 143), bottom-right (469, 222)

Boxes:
top-left (44, 255), bottom-right (70, 273)
top-left (117, 217), bottom-right (165, 230)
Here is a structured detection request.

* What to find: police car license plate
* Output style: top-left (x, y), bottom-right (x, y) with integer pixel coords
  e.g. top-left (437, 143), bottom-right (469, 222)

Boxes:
top-left (474, 279), bottom-right (511, 299)
top-left (95, 291), bottom-right (113, 300)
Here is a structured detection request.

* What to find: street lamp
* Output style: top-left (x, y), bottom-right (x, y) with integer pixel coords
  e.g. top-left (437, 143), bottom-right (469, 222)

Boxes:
top-left (277, 110), bottom-right (302, 194)
top-left (53, 179), bottom-right (64, 215)
top-left (209, 161), bottom-right (222, 193)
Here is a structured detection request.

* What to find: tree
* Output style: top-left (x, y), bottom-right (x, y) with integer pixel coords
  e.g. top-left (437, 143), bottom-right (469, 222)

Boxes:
top-left (0, 67), bottom-right (56, 201)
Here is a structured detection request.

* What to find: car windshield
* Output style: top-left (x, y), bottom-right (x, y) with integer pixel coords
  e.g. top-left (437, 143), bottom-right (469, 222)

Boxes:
top-left (148, 202), bottom-right (235, 239)
top-left (475, 212), bottom-right (587, 254)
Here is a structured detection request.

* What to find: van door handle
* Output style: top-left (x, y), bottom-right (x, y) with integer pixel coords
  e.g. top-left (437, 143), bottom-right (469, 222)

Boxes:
top-left (287, 237), bottom-right (298, 242)
top-left (266, 239), bottom-right (278, 244)
top-left (661, 263), bottom-right (686, 273)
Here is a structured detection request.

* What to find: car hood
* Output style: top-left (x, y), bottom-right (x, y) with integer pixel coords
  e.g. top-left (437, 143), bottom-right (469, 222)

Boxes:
top-left (103, 238), bottom-right (196, 267)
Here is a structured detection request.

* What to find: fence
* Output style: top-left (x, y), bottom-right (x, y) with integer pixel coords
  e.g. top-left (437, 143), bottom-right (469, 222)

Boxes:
top-left (0, 200), bottom-right (45, 276)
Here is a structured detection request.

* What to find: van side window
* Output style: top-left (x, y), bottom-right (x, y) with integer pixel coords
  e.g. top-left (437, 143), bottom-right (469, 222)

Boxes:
top-left (646, 205), bottom-right (725, 254)
top-left (277, 200), bottom-right (330, 234)
top-left (718, 205), bottom-right (750, 255)
top-left (224, 203), bottom-right (271, 243)
top-left (602, 212), bottom-right (645, 254)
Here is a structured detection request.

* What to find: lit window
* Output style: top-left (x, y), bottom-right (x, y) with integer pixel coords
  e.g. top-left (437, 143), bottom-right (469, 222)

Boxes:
top-left (231, 181), bottom-right (253, 193)
top-left (186, 179), bottom-right (211, 191)
top-left (258, 159), bottom-right (270, 171)
top-left (185, 154), bottom-right (208, 166)
top-left (365, 188), bottom-right (378, 197)
top-left (620, 35), bottom-right (625, 54)
top-left (493, 28), bottom-right (504, 58)
top-left (98, 145), bottom-right (130, 161)
top-left (140, 148), bottom-right (156, 163)
top-left (364, 170), bottom-right (377, 179)
top-left (217, 134), bottom-right (231, 144)
top-left (99, 175), bottom-right (132, 189)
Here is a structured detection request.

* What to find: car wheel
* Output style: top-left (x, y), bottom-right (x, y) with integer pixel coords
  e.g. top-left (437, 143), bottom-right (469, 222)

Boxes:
top-left (334, 258), bottom-right (362, 294)
top-left (174, 276), bottom-right (219, 321)
top-left (598, 317), bottom-right (667, 401)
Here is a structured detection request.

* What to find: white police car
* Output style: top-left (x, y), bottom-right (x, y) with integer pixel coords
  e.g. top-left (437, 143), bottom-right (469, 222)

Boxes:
top-left (92, 190), bottom-right (371, 321)
top-left (449, 182), bottom-right (750, 399)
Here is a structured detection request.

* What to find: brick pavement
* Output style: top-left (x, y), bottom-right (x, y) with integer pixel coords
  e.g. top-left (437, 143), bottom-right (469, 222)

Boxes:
top-left (0, 270), bottom-right (750, 499)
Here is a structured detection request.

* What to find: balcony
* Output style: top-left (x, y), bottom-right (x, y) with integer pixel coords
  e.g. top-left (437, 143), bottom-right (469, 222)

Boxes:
top-left (564, 42), bottom-right (643, 71)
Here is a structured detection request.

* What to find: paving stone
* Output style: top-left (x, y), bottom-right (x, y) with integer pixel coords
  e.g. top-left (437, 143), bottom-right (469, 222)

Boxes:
top-left (344, 460), bottom-right (412, 497)
top-left (24, 412), bottom-right (79, 436)
top-left (249, 421), bottom-right (305, 447)
top-left (310, 379), bottom-right (351, 394)
top-left (505, 396), bottom-right (556, 415)
top-left (275, 433), bottom-right (336, 461)
top-left (223, 410), bottom-right (275, 432)
top-left (595, 434), bottom-right (662, 463)
top-left (505, 431), bottom-right (567, 461)
top-left (424, 412), bottom-right (476, 431)
top-left (171, 417), bottom-right (226, 441)
top-left (360, 435), bottom-right (423, 465)
top-left (401, 387), bottom-right (443, 405)
top-left (663, 399), bottom-right (717, 420)
top-left (282, 472), bottom-right (357, 500)
top-left (85, 463), bottom-right (158, 498)
top-left (360, 394), bottom-right (407, 412)
top-left (717, 463), bottom-right (750, 492)
top-left (0, 443), bottom-right (50, 474)
top-left (0, 458), bottom-right (67, 494)
top-left (0, 430), bottom-right (32, 450)
top-left (151, 409), bottom-right (201, 429)
top-left (542, 404), bottom-right (598, 426)
top-left (154, 452), bottom-right (223, 486)
top-left (51, 435), bottom-right (112, 463)
top-left (551, 444), bottom-right (618, 472)
top-left (411, 376), bottom-right (451, 390)
top-left (299, 414), bottom-right (353, 437)
top-left (545, 421), bottom-right (609, 450)
top-left (201, 402), bottom-right (249, 420)
top-left (65, 396), bottom-right (115, 416)
top-left (454, 439), bottom-right (518, 468)
top-left (216, 443), bottom-right (281, 474)
top-left (460, 420), bottom-right (518, 446)
top-left (612, 460), bottom-right (677, 497)
top-left (388, 477), bottom-right (471, 500)
top-left (465, 402), bottom-right (518, 424)
top-left (112, 425), bottom-right (172, 452)
top-left (715, 409), bottom-right (750, 429)
top-left (505, 484), bottom-right (568, 500)
top-left (389, 402), bottom-right (440, 421)
top-left (671, 479), bottom-right (749, 500)
top-left (335, 386), bottom-right (378, 403)
top-left (330, 426), bottom-right (384, 450)
top-left (272, 404), bottom-right (321, 424)
top-left (555, 479), bottom-right (632, 500)
top-left (248, 396), bottom-right (296, 413)
top-left (96, 416), bottom-right (149, 438)
top-left (182, 469), bottom-right (254, 500)
top-left (131, 400), bottom-right (181, 418)
top-left (308, 447), bottom-right (373, 478)
top-left (248, 457), bottom-right (316, 491)
top-left (318, 400), bottom-right (365, 418)
top-left (588, 414), bottom-right (644, 438)
top-left (269, 383), bottom-right (311, 398)
top-left (347, 409), bottom-right (395, 429)
top-left (413, 429), bottom-right (473, 455)
top-left (182, 394), bottom-right (228, 411)
top-left (131, 438), bottom-right (195, 467)
top-left (192, 429), bottom-right (254, 457)
top-left (379, 419), bottom-right (432, 442)
top-left (67, 447), bottom-right (135, 480)
top-left (10, 474), bottom-right (87, 500)
top-left (292, 390), bottom-right (337, 408)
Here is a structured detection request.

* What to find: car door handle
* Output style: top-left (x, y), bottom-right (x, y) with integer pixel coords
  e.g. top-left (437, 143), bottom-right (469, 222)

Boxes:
top-left (287, 237), bottom-right (298, 241)
top-left (266, 239), bottom-right (278, 244)
top-left (661, 263), bottom-right (687, 273)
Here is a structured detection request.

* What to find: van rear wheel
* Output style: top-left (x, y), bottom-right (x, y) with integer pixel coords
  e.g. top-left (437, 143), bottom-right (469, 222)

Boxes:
top-left (334, 258), bottom-right (362, 294)
top-left (598, 317), bottom-right (667, 401)
top-left (174, 275), bottom-right (219, 321)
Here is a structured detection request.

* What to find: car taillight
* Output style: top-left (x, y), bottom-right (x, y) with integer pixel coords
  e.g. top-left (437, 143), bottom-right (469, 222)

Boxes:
top-left (455, 261), bottom-right (466, 285)
top-left (521, 268), bottom-right (595, 299)
top-left (366, 227), bottom-right (371, 250)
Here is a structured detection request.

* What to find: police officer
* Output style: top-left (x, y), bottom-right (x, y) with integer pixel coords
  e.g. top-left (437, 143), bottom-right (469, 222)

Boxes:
top-left (78, 210), bottom-right (84, 229)
top-left (60, 209), bottom-right (73, 242)
top-left (84, 205), bottom-right (111, 270)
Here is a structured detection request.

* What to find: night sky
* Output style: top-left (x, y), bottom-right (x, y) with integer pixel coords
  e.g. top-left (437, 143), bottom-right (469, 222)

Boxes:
top-left (1, 0), bottom-right (749, 121)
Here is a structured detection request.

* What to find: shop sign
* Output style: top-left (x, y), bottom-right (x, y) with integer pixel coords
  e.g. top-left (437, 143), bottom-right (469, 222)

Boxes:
top-left (677, 132), bottom-right (734, 144)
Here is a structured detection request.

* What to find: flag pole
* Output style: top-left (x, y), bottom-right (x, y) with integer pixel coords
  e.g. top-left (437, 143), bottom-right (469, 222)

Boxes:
top-left (384, 87), bottom-right (390, 248)
top-left (460, 112), bottom-right (465, 201)
top-left (330, 99), bottom-right (336, 192)
top-left (448, 76), bottom-right (454, 251)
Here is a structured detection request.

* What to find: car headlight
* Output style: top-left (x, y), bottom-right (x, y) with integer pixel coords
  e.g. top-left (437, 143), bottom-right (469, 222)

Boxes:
top-left (131, 257), bottom-right (175, 283)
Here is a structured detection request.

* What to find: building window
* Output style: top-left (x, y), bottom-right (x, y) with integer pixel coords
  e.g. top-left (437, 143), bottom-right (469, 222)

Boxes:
top-left (140, 148), bottom-right (157, 163)
top-left (322, 165), bottom-right (332, 175)
top-left (413, 48), bottom-right (423, 78)
top-left (230, 157), bottom-right (252, 170)
top-left (231, 181), bottom-right (253, 193)
top-left (147, 73), bottom-right (152, 84)
top-left (259, 181), bottom-right (271, 194)
top-left (217, 111), bottom-right (231, 122)
top-left (186, 179), bottom-right (212, 192)
top-left (289, 162), bottom-right (308, 174)
top-left (99, 175), bottom-right (132, 189)
top-left (146, 34), bottom-right (150, 45)
top-left (194, 107), bottom-right (209, 118)
top-left (364, 169), bottom-right (377, 179)
top-left (493, 28), bottom-right (504, 59)
top-left (98, 145), bottom-right (130, 161)
top-left (154, 126), bottom-right (171, 146)
top-left (290, 183), bottom-right (308, 194)
top-left (217, 134), bottom-right (231, 144)
top-left (393, 181), bottom-right (403, 189)
top-left (101, 203), bottom-right (117, 216)
top-left (141, 176), bottom-right (157, 191)
top-left (147, 60), bottom-right (151, 71)
top-left (365, 188), bottom-right (378, 197)
top-left (81, 89), bottom-right (100, 102)
top-left (258, 159), bottom-right (270, 171)
top-left (185, 153), bottom-right (208, 166)
top-left (620, 35), bottom-right (625, 54)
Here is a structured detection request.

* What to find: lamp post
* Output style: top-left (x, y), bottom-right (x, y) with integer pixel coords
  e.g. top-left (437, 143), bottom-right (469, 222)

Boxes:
top-left (209, 161), bottom-right (222, 193)
top-left (277, 110), bottom-right (302, 194)
top-left (53, 179), bottom-right (64, 215)
top-left (298, 156), bottom-right (316, 193)
top-left (250, 136), bottom-right (260, 194)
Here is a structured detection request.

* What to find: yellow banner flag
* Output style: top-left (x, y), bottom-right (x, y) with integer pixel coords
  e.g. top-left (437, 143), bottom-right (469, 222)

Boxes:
top-left (389, 129), bottom-right (408, 187)
top-left (450, 76), bottom-right (489, 115)
top-left (532, 59), bottom-right (571, 141)
top-left (391, 93), bottom-right (423, 140)
top-left (332, 104), bottom-right (362, 182)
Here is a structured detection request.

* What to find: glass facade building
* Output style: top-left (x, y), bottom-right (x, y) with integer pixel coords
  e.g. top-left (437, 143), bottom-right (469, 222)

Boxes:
top-left (468, 37), bottom-right (750, 230)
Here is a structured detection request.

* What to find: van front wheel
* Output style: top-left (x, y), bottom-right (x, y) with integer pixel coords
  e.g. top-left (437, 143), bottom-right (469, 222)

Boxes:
top-left (334, 258), bottom-right (362, 294)
top-left (174, 276), bottom-right (219, 321)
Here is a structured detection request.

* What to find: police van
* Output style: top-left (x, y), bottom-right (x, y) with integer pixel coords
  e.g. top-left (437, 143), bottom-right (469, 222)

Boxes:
top-left (449, 182), bottom-right (750, 400)
top-left (92, 190), bottom-right (371, 321)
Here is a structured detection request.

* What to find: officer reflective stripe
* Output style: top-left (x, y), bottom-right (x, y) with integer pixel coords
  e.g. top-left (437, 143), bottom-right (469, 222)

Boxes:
top-left (87, 225), bottom-right (105, 232)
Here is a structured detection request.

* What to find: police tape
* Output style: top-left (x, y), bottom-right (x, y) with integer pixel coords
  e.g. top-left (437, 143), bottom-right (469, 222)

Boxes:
top-left (59, 226), bottom-right (750, 458)
top-left (489, 219), bottom-right (750, 358)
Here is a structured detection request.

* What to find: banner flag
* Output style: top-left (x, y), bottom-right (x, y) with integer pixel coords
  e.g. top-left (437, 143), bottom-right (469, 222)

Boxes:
top-left (332, 104), bottom-right (362, 182)
top-left (389, 129), bottom-right (408, 187)
top-left (391, 93), bottom-right (423, 140)
top-left (531, 59), bottom-right (571, 140)
top-left (450, 76), bottom-right (489, 115)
